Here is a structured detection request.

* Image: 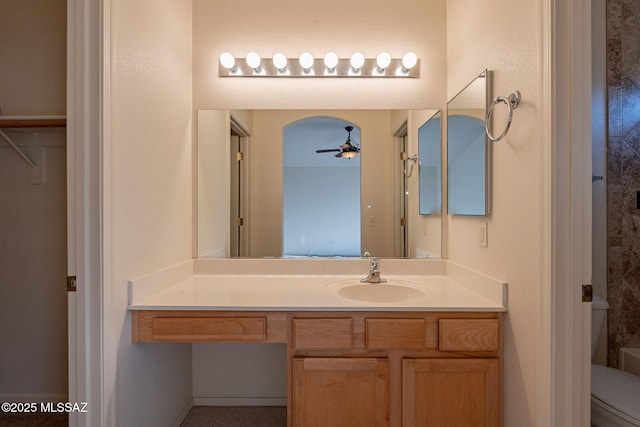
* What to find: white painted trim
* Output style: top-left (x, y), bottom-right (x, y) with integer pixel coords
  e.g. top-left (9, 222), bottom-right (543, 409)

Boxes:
top-left (102, 0), bottom-right (114, 424)
top-left (193, 397), bottom-right (287, 407)
top-left (537, 0), bottom-right (554, 424)
top-left (67, 292), bottom-right (78, 427)
top-left (539, 0), bottom-right (593, 425)
top-left (67, 0), bottom-right (106, 426)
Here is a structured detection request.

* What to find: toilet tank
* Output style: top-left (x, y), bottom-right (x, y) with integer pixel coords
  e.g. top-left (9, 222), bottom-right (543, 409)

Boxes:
top-left (592, 295), bottom-right (609, 359)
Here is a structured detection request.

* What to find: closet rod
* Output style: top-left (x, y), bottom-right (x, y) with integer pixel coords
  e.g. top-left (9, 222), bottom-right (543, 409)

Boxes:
top-left (0, 129), bottom-right (36, 168)
top-left (0, 115), bottom-right (66, 129)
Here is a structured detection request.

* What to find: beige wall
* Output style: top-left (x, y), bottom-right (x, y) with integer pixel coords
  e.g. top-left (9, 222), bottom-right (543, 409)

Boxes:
top-left (106, 0), bottom-right (194, 424)
top-left (0, 0), bottom-right (66, 115)
top-left (447, 0), bottom-right (540, 425)
top-left (192, 0), bottom-right (446, 110)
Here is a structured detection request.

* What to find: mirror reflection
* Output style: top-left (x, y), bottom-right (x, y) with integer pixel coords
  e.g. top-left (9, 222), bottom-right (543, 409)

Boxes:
top-left (197, 109), bottom-right (441, 259)
top-left (447, 70), bottom-right (491, 216)
top-left (418, 111), bottom-right (442, 215)
top-left (283, 117), bottom-right (361, 257)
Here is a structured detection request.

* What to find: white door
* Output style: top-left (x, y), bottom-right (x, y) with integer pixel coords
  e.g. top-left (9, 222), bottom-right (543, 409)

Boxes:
top-left (541, 0), bottom-right (593, 424)
top-left (67, 0), bottom-right (103, 425)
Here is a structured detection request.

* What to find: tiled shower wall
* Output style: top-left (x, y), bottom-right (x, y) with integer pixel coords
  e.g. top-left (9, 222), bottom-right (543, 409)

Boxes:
top-left (607, 0), bottom-right (640, 367)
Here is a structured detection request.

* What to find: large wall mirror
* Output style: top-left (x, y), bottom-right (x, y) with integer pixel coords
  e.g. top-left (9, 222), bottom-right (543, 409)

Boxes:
top-left (197, 109), bottom-right (441, 259)
top-left (447, 70), bottom-right (491, 216)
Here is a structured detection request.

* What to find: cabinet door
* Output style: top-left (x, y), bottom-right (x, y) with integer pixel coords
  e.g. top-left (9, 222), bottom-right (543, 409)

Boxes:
top-left (402, 359), bottom-right (500, 427)
top-left (292, 358), bottom-right (389, 427)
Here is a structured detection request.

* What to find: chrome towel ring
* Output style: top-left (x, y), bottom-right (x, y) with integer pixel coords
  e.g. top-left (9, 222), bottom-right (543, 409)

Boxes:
top-left (485, 90), bottom-right (521, 142)
top-left (403, 154), bottom-right (418, 177)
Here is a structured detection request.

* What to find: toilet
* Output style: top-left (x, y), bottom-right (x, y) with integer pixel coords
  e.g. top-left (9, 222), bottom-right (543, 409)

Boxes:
top-left (591, 296), bottom-right (640, 426)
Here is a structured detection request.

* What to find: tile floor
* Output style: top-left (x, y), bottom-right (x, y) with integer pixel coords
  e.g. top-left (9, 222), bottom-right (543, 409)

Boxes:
top-left (0, 412), bottom-right (68, 427)
top-left (180, 406), bottom-right (287, 427)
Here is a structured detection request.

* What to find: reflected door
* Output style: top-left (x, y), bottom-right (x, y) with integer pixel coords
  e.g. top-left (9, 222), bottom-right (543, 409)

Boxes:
top-left (229, 131), bottom-right (245, 257)
top-left (401, 134), bottom-right (409, 257)
top-left (393, 123), bottom-right (409, 258)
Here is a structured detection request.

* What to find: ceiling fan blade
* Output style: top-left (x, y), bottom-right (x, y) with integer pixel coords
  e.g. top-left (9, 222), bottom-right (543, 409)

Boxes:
top-left (316, 149), bottom-right (342, 153)
top-left (334, 153), bottom-right (343, 158)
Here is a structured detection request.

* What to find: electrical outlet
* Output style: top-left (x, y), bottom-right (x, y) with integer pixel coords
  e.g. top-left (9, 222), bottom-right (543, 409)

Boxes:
top-left (479, 222), bottom-right (488, 247)
top-left (368, 216), bottom-right (375, 227)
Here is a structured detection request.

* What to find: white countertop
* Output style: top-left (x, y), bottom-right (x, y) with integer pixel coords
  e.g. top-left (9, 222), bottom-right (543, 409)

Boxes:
top-left (128, 259), bottom-right (507, 312)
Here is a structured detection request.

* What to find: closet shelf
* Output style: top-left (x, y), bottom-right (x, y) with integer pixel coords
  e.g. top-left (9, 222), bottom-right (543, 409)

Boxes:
top-left (0, 115), bottom-right (66, 128)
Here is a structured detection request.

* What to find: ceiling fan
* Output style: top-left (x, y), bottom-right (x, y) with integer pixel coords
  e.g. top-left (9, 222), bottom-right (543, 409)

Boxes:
top-left (315, 125), bottom-right (360, 158)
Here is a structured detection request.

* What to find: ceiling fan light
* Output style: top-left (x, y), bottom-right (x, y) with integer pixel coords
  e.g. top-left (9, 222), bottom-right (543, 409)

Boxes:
top-left (342, 151), bottom-right (358, 159)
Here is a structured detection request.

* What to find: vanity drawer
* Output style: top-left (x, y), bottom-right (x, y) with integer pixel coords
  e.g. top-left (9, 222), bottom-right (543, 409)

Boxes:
top-left (151, 316), bottom-right (267, 342)
top-left (293, 318), bottom-right (353, 350)
top-left (366, 318), bottom-right (426, 350)
top-left (439, 319), bottom-right (500, 352)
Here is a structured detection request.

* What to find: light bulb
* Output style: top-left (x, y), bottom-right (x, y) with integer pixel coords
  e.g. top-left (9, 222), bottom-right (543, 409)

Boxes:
top-left (219, 52), bottom-right (236, 70)
top-left (324, 52), bottom-right (339, 71)
top-left (350, 52), bottom-right (365, 71)
top-left (376, 52), bottom-right (391, 71)
top-left (401, 52), bottom-right (418, 71)
top-left (299, 52), bottom-right (314, 72)
top-left (342, 151), bottom-right (357, 159)
top-left (273, 52), bottom-right (288, 71)
top-left (246, 51), bottom-right (261, 71)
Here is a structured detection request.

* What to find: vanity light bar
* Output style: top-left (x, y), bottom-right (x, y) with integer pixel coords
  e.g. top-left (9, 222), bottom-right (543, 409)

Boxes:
top-left (218, 52), bottom-right (420, 78)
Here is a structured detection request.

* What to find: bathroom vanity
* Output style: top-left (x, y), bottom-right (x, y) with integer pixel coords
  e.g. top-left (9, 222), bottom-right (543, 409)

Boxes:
top-left (129, 258), bottom-right (506, 427)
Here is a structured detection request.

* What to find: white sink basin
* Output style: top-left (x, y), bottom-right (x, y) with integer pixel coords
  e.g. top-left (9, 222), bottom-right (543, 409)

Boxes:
top-left (329, 279), bottom-right (427, 303)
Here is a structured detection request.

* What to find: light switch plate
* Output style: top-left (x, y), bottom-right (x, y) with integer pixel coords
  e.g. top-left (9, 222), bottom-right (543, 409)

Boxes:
top-left (479, 222), bottom-right (488, 247)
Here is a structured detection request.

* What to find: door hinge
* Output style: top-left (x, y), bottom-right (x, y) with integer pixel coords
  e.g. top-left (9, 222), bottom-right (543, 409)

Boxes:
top-left (400, 217), bottom-right (407, 227)
top-left (237, 151), bottom-right (244, 161)
top-left (582, 284), bottom-right (593, 302)
top-left (237, 217), bottom-right (244, 226)
top-left (400, 151), bottom-right (407, 161)
top-left (67, 276), bottom-right (77, 292)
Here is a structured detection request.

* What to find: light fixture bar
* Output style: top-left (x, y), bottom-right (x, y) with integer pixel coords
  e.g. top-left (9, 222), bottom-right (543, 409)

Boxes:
top-left (219, 55), bottom-right (419, 78)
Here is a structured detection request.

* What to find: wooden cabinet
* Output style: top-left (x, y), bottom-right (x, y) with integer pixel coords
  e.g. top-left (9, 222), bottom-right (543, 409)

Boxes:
top-left (132, 310), bottom-right (502, 427)
top-left (131, 310), bottom-right (287, 343)
top-left (403, 358), bottom-right (500, 427)
top-left (288, 312), bottom-right (502, 427)
top-left (292, 357), bottom-right (389, 427)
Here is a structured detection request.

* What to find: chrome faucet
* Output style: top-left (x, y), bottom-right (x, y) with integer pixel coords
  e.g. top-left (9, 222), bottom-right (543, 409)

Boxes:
top-left (361, 258), bottom-right (387, 284)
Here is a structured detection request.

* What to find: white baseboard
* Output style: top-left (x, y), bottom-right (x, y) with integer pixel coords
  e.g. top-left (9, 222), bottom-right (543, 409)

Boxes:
top-left (171, 399), bottom-right (194, 427)
top-left (193, 397), bottom-right (287, 407)
top-left (0, 394), bottom-right (68, 403)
